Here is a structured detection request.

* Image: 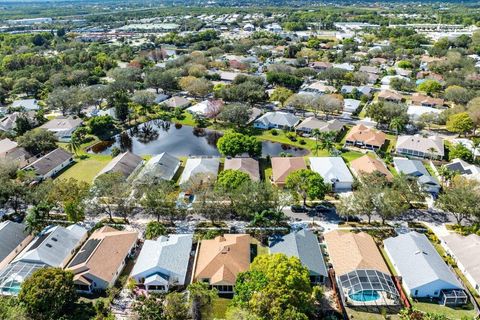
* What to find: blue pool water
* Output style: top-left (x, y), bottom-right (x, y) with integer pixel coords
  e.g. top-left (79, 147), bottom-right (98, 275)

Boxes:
top-left (349, 290), bottom-right (380, 302)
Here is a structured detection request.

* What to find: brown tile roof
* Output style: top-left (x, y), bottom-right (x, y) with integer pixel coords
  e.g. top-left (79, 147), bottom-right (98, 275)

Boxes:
top-left (378, 90), bottom-right (403, 102)
top-left (224, 158), bottom-right (260, 181)
top-left (345, 124), bottom-right (386, 148)
top-left (194, 234), bottom-right (251, 286)
top-left (68, 226), bottom-right (138, 286)
top-left (410, 93), bottom-right (444, 107)
top-left (349, 155), bottom-right (393, 181)
top-left (324, 230), bottom-right (390, 276)
top-left (270, 157), bottom-right (307, 185)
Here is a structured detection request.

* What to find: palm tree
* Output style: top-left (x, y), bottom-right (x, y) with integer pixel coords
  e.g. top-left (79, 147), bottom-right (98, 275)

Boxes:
top-left (319, 131), bottom-right (337, 154)
top-left (389, 117), bottom-right (405, 136)
top-left (437, 165), bottom-right (457, 187)
top-left (67, 136), bottom-right (81, 155)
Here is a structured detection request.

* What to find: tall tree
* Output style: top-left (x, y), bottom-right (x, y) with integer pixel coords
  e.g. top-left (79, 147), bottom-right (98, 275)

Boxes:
top-left (285, 169), bottom-right (327, 206)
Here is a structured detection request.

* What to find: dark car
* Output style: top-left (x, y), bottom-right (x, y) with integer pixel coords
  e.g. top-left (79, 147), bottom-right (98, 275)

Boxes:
top-left (315, 205), bottom-right (335, 213)
top-left (291, 205), bottom-right (309, 213)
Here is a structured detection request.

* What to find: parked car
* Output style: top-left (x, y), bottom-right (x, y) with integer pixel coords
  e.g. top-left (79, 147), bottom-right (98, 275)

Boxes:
top-left (291, 205), bottom-right (309, 213)
top-left (315, 205), bottom-right (335, 213)
top-left (340, 215), bottom-right (361, 222)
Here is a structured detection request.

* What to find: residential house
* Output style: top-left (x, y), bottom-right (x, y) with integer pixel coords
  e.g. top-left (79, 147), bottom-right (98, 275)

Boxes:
top-left (345, 124), bottom-right (386, 150)
top-left (343, 99), bottom-right (361, 115)
top-left (324, 231), bottom-right (400, 307)
top-left (384, 232), bottom-right (467, 305)
top-left (154, 93), bottom-right (170, 104)
top-left (24, 148), bottom-right (73, 180)
top-left (341, 85), bottom-right (373, 97)
top-left (359, 66), bottom-right (380, 74)
top-left (68, 226), bottom-right (138, 293)
top-left (0, 222), bottom-right (32, 270)
top-left (310, 61), bottom-right (332, 71)
top-left (0, 138), bottom-right (18, 158)
top-left (444, 158), bottom-right (480, 181)
top-left (269, 229), bottom-right (328, 284)
top-left (378, 90), bottom-right (403, 103)
top-left (381, 75), bottom-right (410, 86)
top-left (270, 157), bottom-right (306, 186)
top-left (396, 134), bottom-right (444, 159)
top-left (302, 81), bottom-right (337, 95)
top-left (179, 157), bottom-right (220, 185)
top-left (310, 157), bottom-right (354, 192)
top-left (0, 224), bottom-right (88, 295)
top-left (441, 233), bottom-right (480, 295)
top-left (96, 151), bottom-right (143, 180)
top-left (411, 93), bottom-right (444, 108)
top-left (253, 112), bottom-right (300, 130)
top-left (10, 99), bottom-right (41, 111)
top-left (134, 152), bottom-right (180, 184)
top-left (349, 155), bottom-right (393, 181)
top-left (333, 63), bottom-right (355, 71)
top-left (224, 158), bottom-right (260, 181)
top-left (0, 111), bottom-right (36, 134)
top-left (296, 117), bottom-right (344, 136)
top-left (193, 234), bottom-right (251, 293)
top-left (393, 157), bottom-right (440, 194)
top-left (130, 234), bottom-right (193, 292)
top-left (217, 71), bottom-right (245, 82)
top-left (39, 116), bottom-right (83, 142)
top-left (163, 96), bottom-right (191, 109)
top-left (407, 105), bottom-right (442, 121)
top-left (186, 100), bottom-right (224, 118)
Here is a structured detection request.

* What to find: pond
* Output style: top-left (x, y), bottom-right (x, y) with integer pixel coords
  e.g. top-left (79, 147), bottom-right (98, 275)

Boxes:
top-left (88, 120), bottom-right (309, 157)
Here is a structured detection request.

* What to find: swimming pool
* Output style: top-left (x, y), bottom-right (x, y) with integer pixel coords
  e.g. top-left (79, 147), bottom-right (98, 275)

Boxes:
top-left (349, 290), bottom-right (380, 302)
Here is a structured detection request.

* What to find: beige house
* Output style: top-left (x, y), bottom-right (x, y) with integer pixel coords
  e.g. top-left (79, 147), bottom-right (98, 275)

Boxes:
top-left (349, 155), bottom-right (393, 181)
top-left (67, 226), bottom-right (138, 293)
top-left (324, 231), bottom-right (399, 307)
top-left (270, 157), bottom-right (307, 186)
top-left (193, 234), bottom-right (251, 293)
top-left (224, 158), bottom-right (260, 181)
top-left (345, 124), bottom-right (386, 150)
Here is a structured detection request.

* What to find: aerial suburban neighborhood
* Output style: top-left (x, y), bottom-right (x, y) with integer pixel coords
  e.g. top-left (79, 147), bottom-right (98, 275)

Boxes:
top-left (0, 1), bottom-right (480, 320)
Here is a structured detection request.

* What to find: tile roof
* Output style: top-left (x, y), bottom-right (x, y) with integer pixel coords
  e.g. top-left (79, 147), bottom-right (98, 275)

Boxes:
top-left (345, 124), bottom-right (386, 148)
top-left (324, 230), bottom-right (390, 276)
top-left (270, 157), bottom-right (306, 185)
top-left (194, 234), bottom-right (251, 285)
top-left (68, 226), bottom-right (138, 285)
top-left (349, 155), bottom-right (393, 180)
top-left (396, 134), bottom-right (444, 157)
top-left (224, 157), bottom-right (260, 181)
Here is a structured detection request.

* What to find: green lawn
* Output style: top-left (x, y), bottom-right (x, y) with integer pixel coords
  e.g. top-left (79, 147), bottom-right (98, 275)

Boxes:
top-left (58, 154), bottom-right (112, 184)
top-left (412, 301), bottom-right (476, 319)
top-left (256, 130), bottom-right (314, 153)
top-left (345, 307), bottom-right (400, 320)
top-left (203, 297), bottom-right (230, 320)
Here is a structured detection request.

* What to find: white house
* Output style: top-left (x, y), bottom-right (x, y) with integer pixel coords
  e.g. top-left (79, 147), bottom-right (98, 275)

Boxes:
top-left (24, 148), bottom-right (73, 180)
top-left (384, 232), bottom-right (466, 304)
top-left (309, 157), bottom-right (354, 192)
top-left (253, 112), bottom-right (299, 130)
top-left (130, 234), bottom-right (193, 292)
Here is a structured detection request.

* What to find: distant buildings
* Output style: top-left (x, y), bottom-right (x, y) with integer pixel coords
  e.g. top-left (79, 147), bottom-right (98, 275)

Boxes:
top-left (253, 112), bottom-right (300, 130)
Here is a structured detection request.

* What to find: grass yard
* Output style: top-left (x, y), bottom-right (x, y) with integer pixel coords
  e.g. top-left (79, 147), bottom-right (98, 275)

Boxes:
top-left (412, 301), bottom-right (476, 319)
top-left (345, 307), bottom-right (400, 320)
top-left (256, 130), bottom-right (314, 153)
top-left (202, 297), bottom-right (230, 320)
top-left (58, 154), bottom-right (111, 184)
top-left (341, 150), bottom-right (365, 162)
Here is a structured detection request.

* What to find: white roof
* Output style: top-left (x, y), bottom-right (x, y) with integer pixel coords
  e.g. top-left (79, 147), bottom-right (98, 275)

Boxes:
top-left (135, 152), bottom-right (180, 182)
top-left (130, 234), bottom-right (193, 286)
top-left (396, 134), bottom-right (444, 157)
top-left (309, 157), bottom-right (354, 184)
top-left (407, 105), bottom-right (441, 120)
top-left (15, 225), bottom-right (87, 267)
top-left (179, 157), bottom-right (220, 184)
top-left (344, 99), bottom-right (361, 112)
top-left (384, 232), bottom-right (462, 291)
top-left (441, 233), bottom-right (480, 288)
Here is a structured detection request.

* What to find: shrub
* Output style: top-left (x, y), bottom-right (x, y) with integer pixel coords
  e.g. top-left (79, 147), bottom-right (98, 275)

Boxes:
top-left (271, 129), bottom-right (278, 136)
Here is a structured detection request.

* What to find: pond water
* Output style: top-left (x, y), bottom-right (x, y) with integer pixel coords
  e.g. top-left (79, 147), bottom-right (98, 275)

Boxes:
top-left (88, 120), bottom-right (309, 157)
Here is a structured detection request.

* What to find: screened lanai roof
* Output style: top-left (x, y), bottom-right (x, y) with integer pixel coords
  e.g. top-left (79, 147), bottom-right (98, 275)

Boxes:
top-left (0, 261), bottom-right (45, 295)
top-left (339, 269), bottom-right (399, 298)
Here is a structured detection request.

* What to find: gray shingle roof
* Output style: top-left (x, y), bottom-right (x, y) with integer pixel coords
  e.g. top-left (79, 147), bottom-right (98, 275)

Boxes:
top-left (26, 148), bottom-right (72, 176)
top-left (269, 229), bottom-right (328, 277)
top-left (97, 151), bottom-right (143, 179)
top-left (255, 112), bottom-right (299, 128)
top-left (393, 157), bottom-right (428, 177)
top-left (135, 152), bottom-right (180, 183)
top-left (384, 232), bottom-right (462, 291)
top-left (0, 222), bottom-right (29, 264)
